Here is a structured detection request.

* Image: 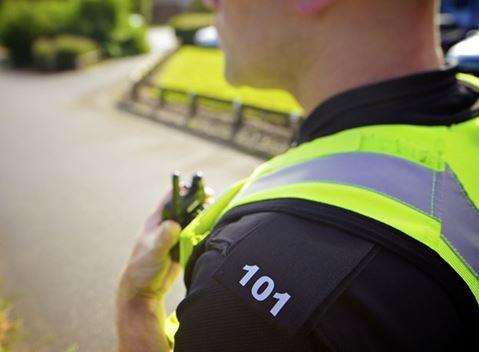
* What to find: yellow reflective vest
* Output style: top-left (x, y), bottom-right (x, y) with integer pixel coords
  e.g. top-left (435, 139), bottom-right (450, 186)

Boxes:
top-left (166, 74), bottom-right (479, 345)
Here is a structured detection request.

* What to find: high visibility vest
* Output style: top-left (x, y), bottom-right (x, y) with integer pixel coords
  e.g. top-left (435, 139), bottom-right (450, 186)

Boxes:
top-left (165, 75), bottom-right (479, 346)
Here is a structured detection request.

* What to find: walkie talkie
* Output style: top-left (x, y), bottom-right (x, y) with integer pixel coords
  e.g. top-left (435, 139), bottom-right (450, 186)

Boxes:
top-left (162, 172), bottom-right (208, 262)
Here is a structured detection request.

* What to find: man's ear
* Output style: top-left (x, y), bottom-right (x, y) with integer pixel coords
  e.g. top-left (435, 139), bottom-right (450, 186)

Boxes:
top-left (295, 0), bottom-right (335, 14)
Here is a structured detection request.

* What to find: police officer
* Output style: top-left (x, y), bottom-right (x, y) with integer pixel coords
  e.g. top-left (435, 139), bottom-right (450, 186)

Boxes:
top-left (117, 0), bottom-right (479, 351)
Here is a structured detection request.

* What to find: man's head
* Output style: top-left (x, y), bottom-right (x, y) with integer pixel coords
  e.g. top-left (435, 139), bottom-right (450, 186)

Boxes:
top-left (203, 0), bottom-right (442, 111)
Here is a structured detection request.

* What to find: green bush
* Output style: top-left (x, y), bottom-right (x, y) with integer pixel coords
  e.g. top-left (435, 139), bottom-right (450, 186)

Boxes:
top-left (106, 16), bottom-right (149, 57)
top-left (0, 0), bottom-right (148, 67)
top-left (169, 13), bottom-right (215, 45)
top-left (32, 37), bottom-right (57, 71)
top-left (73, 0), bottom-right (128, 44)
top-left (130, 0), bottom-right (152, 24)
top-left (55, 34), bottom-right (98, 70)
top-left (0, 0), bottom-right (74, 67)
top-left (33, 35), bottom-right (98, 71)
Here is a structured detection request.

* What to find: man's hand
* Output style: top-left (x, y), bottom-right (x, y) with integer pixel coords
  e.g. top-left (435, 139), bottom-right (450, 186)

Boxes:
top-left (119, 220), bottom-right (182, 302)
top-left (117, 191), bottom-right (182, 352)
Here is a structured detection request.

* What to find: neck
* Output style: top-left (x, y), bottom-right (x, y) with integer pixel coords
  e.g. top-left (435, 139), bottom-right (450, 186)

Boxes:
top-left (291, 1), bottom-right (445, 114)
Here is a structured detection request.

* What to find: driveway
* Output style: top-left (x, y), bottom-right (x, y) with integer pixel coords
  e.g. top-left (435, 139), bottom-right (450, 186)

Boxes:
top-left (0, 28), bottom-right (261, 351)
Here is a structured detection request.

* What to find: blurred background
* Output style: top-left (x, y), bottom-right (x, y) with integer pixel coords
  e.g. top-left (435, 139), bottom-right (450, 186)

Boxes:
top-left (0, 0), bottom-right (478, 351)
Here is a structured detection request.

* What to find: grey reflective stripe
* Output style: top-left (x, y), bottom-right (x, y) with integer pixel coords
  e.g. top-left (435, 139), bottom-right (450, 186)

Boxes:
top-left (241, 152), bottom-right (435, 215)
top-left (437, 167), bottom-right (479, 276)
top-left (240, 152), bottom-right (479, 275)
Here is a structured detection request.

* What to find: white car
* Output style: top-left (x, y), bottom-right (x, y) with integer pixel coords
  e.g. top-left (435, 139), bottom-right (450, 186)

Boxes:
top-left (447, 31), bottom-right (479, 74)
top-left (194, 26), bottom-right (219, 48)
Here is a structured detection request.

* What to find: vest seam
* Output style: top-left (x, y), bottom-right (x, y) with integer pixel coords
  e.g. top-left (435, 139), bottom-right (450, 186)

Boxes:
top-left (440, 234), bottom-right (479, 278)
top-left (440, 167), bottom-right (479, 277)
top-left (448, 167), bottom-right (479, 218)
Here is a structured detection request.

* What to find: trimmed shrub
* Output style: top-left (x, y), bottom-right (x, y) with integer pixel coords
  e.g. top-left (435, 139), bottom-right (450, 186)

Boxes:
top-left (33, 35), bottom-right (98, 71)
top-left (169, 12), bottom-right (215, 45)
top-left (32, 37), bottom-right (57, 71)
top-left (55, 35), bottom-right (98, 70)
top-left (0, 0), bottom-right (74, 67)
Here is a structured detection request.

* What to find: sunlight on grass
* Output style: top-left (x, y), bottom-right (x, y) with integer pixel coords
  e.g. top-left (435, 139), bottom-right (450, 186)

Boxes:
top-left (155, 46), bottom-right (303, 115)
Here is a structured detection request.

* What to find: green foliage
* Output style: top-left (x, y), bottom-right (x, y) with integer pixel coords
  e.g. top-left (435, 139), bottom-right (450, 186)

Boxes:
top-left (106, 17), bottom-right (149, 57)
top-left (156, 46), bottom-right (302, 115)
top-left (55, 34), bottom-right (98, 69)
top-left (169, 12), bottom-right (214, 45)
top-left (0, 0), bottom-right (74, 66)
top-left (73, 0), bottom-right (148, 57)
top-left (0, 0), bottom-right (149, 68)
top-left (33, 37), bottom-right (57, 70)
top-left (130, 0), bottom-right (152, 23)
top-left (73, 0), bottom-right (127, 44)
top-left (33, 35), bottom-right (98, 71)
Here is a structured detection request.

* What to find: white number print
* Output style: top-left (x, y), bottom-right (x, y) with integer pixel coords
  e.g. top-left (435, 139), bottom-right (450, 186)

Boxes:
top-left (270, 292), bottom-right (291, 317)
top-left (239, 265), bottom-right (259, 286)
top-left (239, 264), bottom-right (292, 317)
top-left (251, 276), bottom-right (275, 301)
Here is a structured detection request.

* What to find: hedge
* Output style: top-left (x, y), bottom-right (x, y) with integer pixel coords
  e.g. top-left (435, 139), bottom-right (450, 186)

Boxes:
top-left (33, 35), bottom-right (99, 71)
top-left (0, 0), bottom-right (75, 67)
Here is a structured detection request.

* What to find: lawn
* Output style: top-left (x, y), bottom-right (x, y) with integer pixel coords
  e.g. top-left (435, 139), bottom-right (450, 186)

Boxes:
top-left (154, 46), bottom-right (303, 115)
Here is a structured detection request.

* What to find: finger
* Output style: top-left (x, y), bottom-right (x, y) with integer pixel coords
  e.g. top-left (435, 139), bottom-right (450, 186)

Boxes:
top-left (205, 186), bottom-right (215, 197)
top-left (152, 220), bottom-right (182, 257)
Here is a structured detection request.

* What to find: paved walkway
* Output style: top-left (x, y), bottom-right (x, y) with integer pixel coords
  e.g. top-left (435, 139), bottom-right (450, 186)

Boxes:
top-left (0, 28), bottom-right (260, 351)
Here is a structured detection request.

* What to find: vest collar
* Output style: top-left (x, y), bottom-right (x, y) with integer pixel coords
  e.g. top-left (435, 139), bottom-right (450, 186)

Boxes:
top-left (297, 66), bottom-right (479, 145)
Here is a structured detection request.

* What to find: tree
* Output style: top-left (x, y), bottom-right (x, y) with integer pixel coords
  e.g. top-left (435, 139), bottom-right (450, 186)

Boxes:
top-left (130, 0), bottom-right (152, 23)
